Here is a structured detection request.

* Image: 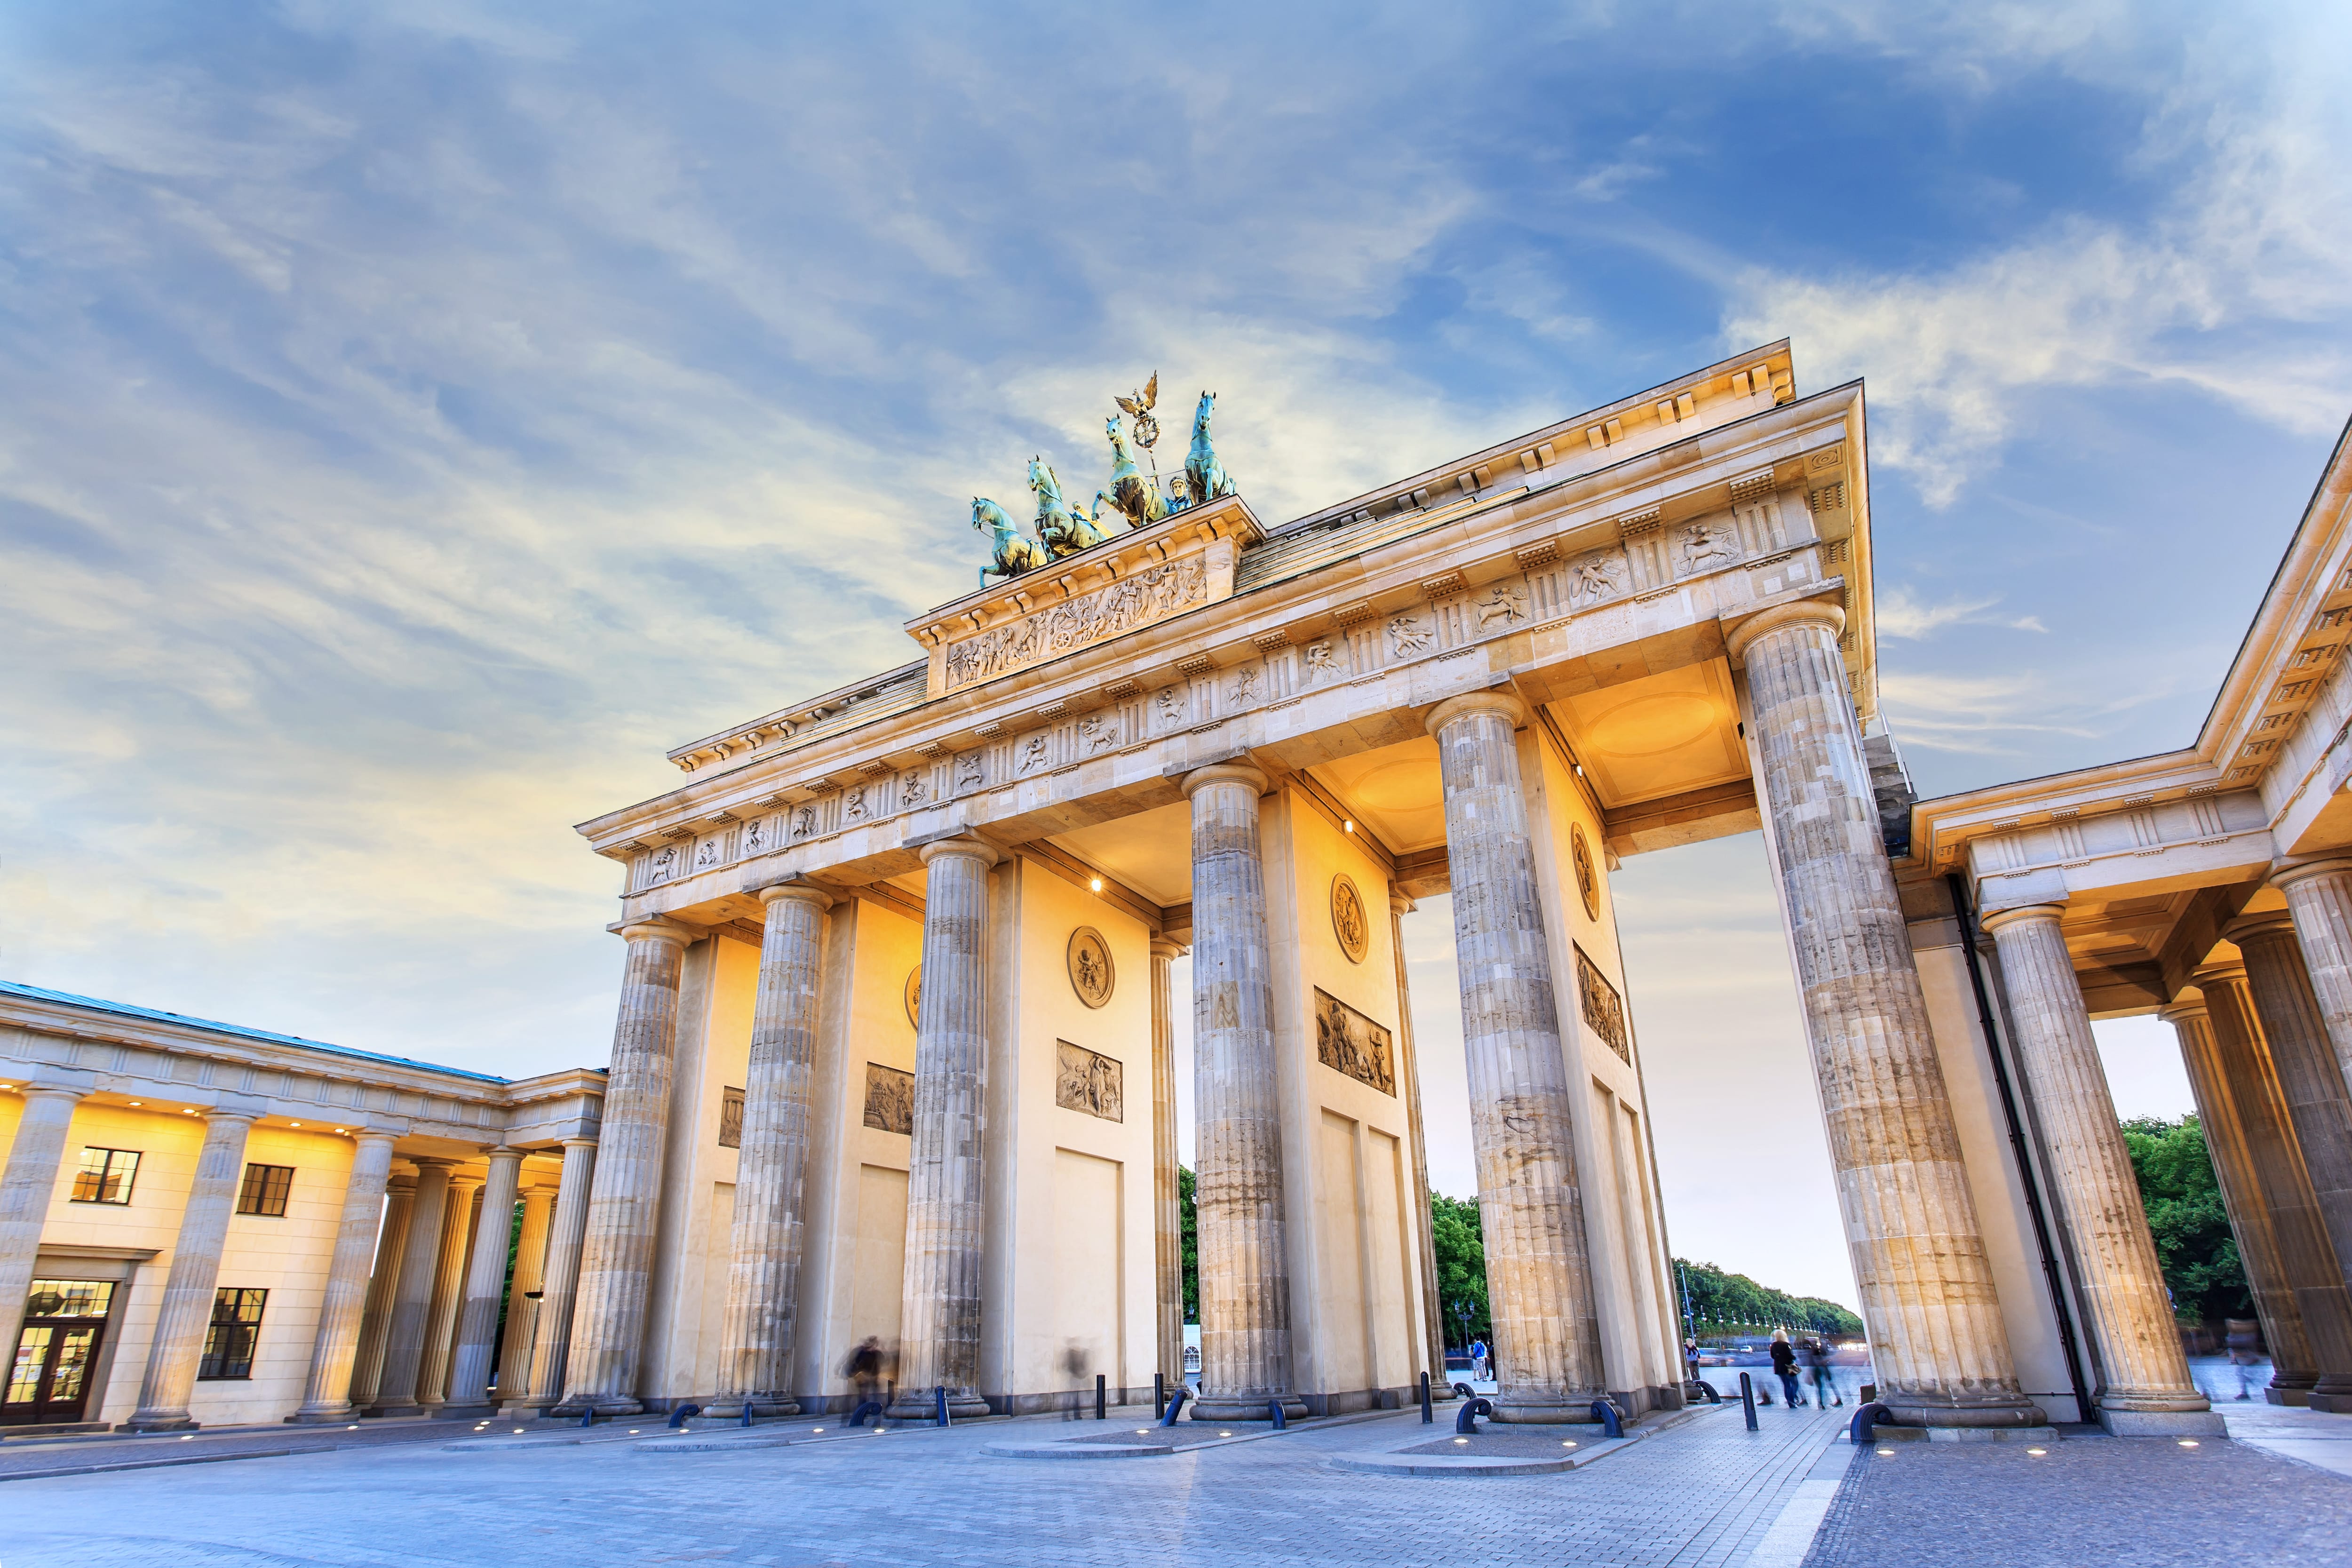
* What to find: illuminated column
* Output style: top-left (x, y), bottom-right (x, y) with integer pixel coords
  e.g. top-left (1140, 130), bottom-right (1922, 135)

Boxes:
top-left (416, 1176), bottom-right (482, 1408)
top-left (292, 1130), bottom-right (400, 1421)
top-left (124, 1106), bottom-right (259, 1431)
top-left (1151, 934), bottom-right (1186, 1395)
top-left (370, 1157), bottom-right (452, 1413)
top-left (445, 1147), bottom-right (525, 1411)
top-left (0, 1079), bottom-right (89, 1370)
top-left (347, 1171), bottom-right (416, 1409)
top-left (1388, 890), bottom-right (1450, 1395)
top-left (513, 1137), bottom-right (597, 1413)
top-left (493, 1180), bottom-right (556, 1401)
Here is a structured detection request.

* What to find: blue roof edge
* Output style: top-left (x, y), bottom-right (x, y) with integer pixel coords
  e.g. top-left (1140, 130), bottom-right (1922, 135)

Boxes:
top-left (0, 980), bottom-right (512, 1085)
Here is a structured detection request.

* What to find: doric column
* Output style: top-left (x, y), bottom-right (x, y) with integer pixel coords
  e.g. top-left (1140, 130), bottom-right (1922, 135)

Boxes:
top-left (2225, 914), bottom-right (2352, 1412)
top-left (708, 882), bottom-right (833, 1419)
top-left (348, 1170), bottom-right (416, 1409)
top-left (558, 918), bottom-right (693, 1415)
top-left (513, 1137), bottom-right (596, 1413)
top-left (1426, 692), bottom-right (1604, 1421)
top-left (1151, 935), bottom-right (1186, 1394)
top-left (1729, 602), bottom-right (2041, 1429)
top-left (889, 838), bottom-right (1000, 1420)
top-left (2276, 857), bottom-right (2352, 1090)
top-left (0, 1078), bottom-right (90, 1367)
top-left (2161, 995), bottom-right (2319, 1396)
top-left (2195, 963), bottom-right (2352, 1403)
top-left (445, 1148), bottom-right (524, 1411)
top-left (417, 1177), bottom-right (482, 1408)
top-left (1388, 889), bottom-right (1449, 1395)
top-left (1981, 907), bottom-right (2216, 1432)
top-left (494, 1180), bottom-right (556, 1401)
top-left (1184, 764), bottom-right (1305, 1422)
top-left (292, 1130), bottom-right (400, 1421)
top-left (371, 1156), bottom-right (453, 1413)
top-left (124, 1105), bottom-right (259, 1430)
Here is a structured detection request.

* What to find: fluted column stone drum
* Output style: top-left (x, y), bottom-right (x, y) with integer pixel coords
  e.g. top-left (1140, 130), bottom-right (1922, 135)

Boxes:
top-left (1185, 763), bottom-right (1306, 1422)
top-left (1427, 692), bottom-right (1605, 1421)
top-left (708, 882), bottom-right (833, 1418)
top-left (293, 1130), bottom-right (400, 1421)
top-left (349, 1170), bottom-right (417, 1409)
top-left (2194, 962), bottom-right (2352, 1405)
top-left (418, 1176), bottom-right (482, 1408)
top-left (446, 1147), bottom-right (525, 1410)
top-left (2161, 995), bottom-right (2319, 1397)
top-left (558, 918), bottom-right (693, 1415)
top-left (2276, 857), bottom-right (2352, 1090)
top-left (1730, 602), bottom-right (2041, 1429)
top-left (1151, 934), bottom-right (1186, 1396)
top-left (889, 838), bottom-right (1000, 1420)
top-left (1389, 889), bottom-right (1451, 1397)
top-left (125, 1106), bottom-right (259, 1430)
top-left (494, 1181), bottom-right (556, 1401)
top-left (515, 1137), bottom-right (598, 1413)
top-left (0, 1081), bottom-right (89, 1369)
top-left (1982, 907), bottom-right (2217, 1433)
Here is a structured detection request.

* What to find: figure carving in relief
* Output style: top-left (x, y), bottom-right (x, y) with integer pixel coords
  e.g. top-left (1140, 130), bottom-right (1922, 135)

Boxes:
top-left (954, 752), bottom-right (984, 791)
top-left (1473, 583), bottom-right (1527, 629)
top-left (1055, 1041), bottom-right (1123, 1122)
top-left (743, 818), bottom-right (765, 852)
top-left (1313, 988), bottom-right (1395, 1096)
top-left (1388, 613), bottom-right (1431, 656)
top-left (1570, 553), bottom-right (1624, 605)
top-left (1681, 519), bottom-right (1739, 573)
top-left (1303, 640), bottom-right (1338, 681)
top-left (695, 838), bottom-right (719, 869)
top-left (791, 805), bottom-right (817, 839)
top-left (943, 556), bottom-right (1208, 690)
top-left (844, 786), bottom-right (869, 821)
top-left (1229, 665), bottom-right (1261, 707)
top-left (1078, 714), bottom-right (1117, 752)
top-left (649, 844), bottom-right (677, 883)
top-left (1155, 685), bottom-right (1188, 725)
top-left (902, 773), bottom-right (927, 807)
top-left (1018, 734), bottom-right (1049, 773)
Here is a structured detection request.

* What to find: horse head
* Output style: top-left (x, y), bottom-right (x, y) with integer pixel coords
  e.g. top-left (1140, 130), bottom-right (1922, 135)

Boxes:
top-left (1105, 415), bottom-right (1133, 465)
top-left (1194, 390), bottom-right (1216, 430)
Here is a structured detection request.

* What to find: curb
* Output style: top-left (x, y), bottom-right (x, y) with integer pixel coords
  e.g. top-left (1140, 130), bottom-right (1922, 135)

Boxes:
top-left (1327, 1400), bottom-right (1719, 1478)
top-left (0, 1447), bottom-right (294, 1483)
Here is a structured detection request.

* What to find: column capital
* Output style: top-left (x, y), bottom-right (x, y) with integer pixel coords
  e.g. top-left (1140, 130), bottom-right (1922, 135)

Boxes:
top-left (480, 1145), bottom-right (524, 1167)
top-left (386, 1170), bottom-right (418, 1190)
top-left (618, 916), bottom-right (694, 949)
top-left (1149, 936), bottom-right (1186, 961)
top-left (1424, 690), bottom-right (1525, 735)
top-left (349, 1129), bottom-right (401, 1151)
top-left (559, 1135), bottom-right (599, 1151)
top-left (1389, 889), bottom-right (1415, 916)
top-left (2270, 856), bottom-right (2352, 894)
top-left (915, 835), bottom-right (1001, 869)
top-left (2191, 958), bottom-right (2250, 988)
top-left (1979, 903), bottom-right (2068, 938)
top-left (1180, 761), bottom-right (1269, 799)
top-left (753, 878), bottom-right (834, 911)
top-left (407, 1155), bottom-right (457, 1172)
top-left (1724, 598), bottom-right (1847, 665)
top-left (2225, 911), bottom-right (2298, 947)
top-left (2157, 994), bottom-right (2211, 1027)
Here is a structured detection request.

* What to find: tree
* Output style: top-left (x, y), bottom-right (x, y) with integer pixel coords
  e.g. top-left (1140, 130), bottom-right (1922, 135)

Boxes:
top-left (1675, 1258), bottom-right (1862, 1337)
top-left (1179, 1164), bottom-right (1199, 1324)
top-left (1429, 1191), bottom-right (1491, 1348)
top-left (2121, 1114), bottom-right (2248, 1324)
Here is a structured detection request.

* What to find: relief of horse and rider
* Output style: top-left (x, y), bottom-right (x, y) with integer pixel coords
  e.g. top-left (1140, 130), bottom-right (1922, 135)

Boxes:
top-left (970, 374), bottom-right (1239, 585)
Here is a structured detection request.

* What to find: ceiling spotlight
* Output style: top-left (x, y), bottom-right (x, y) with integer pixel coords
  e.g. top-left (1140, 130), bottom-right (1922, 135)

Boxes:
top-left (128, 1101), bottom-right (141, 1107)
top-left (1090, 877), bottom-right (1104, 892)
top-left (1343, 819), bottom-right (1356, 834)
top-left (290, 1122), bottom-right (301, 1128)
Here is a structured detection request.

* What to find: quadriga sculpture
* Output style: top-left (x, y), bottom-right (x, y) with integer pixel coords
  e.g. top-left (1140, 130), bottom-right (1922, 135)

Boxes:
top-left (1028, 456), bottom-right (1111, 557)
top-left (1102, 415), bottom-right (1172, 529)
top-left (1185, 390), bottom-right (1237, 505)
top-left (972, 496), bottom-right (1048, 585)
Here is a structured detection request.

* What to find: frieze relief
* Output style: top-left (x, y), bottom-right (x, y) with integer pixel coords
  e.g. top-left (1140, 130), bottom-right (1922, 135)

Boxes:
top-left (944, 555), bottom-right (1209, 691)
top-left (1314, 988), bottom-right (1395, 1096)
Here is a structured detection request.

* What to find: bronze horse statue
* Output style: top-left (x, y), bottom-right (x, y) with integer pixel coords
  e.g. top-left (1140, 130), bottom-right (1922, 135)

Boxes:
top-left (1029, 457), bottom-right (1111, 557)
top-left (1102, 415), bottom-right (1172, 529)
top-left (1185, 391), bottom-right (1236, 506)
top-left (972, 496), bottom-right (1048, 585)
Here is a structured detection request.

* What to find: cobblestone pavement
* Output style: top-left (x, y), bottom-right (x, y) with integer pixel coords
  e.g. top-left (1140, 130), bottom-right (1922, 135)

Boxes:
top-left (0, 1414), bottom-right (508, 1480)
top-left (2, 1400), bottom-right (1852, 1568)
top-left (1802, 1411), bottom-right (2352, 1568)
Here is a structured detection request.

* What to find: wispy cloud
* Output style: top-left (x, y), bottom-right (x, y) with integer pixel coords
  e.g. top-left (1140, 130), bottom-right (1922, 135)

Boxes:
top-left (1875, 586), bottom-right (2047, 639)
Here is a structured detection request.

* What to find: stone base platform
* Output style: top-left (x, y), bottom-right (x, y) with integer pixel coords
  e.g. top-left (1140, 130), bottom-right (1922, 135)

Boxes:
top-left (1328, 1401), bottom-right (1713, 1477)
top-left (2097, 1408), bottom-right (2230, 1437)
top-left (1865, 1423), bottom-right (2062, 1444)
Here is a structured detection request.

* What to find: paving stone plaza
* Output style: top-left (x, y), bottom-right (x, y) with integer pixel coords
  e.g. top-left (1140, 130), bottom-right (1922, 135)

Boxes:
top-left (5, 1400), bottom-right (2349, 1567)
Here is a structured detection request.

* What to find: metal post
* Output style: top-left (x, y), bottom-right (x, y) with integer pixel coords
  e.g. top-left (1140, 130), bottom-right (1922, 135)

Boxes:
top-left (1419, 1370), bottom-right (1433, 1424)
top-left (1155, 1372), bottom-right (1165, 1422)
top-left (1739, 1372), bottom-right (1757, 1432)
top-left (1095, 1373), bottom-right (1106, 1420)
top-left (934, 1385), bottom-right (949, 1427)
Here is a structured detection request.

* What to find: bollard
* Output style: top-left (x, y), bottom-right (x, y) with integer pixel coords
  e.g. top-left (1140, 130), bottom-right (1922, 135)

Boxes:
top-left (1451, 1381), bottom-right (1476, 1400)
top-left (667, 1404), bottom-right (702, 1430)
top-left (934, 1386), bottom-right (950, 1427)
top-left (847, 1399), bottom-right (885, 1428)
top-left (1097, 1374), bottom-right (1107, 1421)
top-left (1268, 1399), bottom-right (1287, 1430)
top-left (1454, 1396), bottom-right (1494, 1435)
top-left (578, 1406), bottom-right (597, 1428)
top-left (740, 1403), bottom-right (753, 1427)
top-left (1420, 1371), bottom-right (1434, 1425)
top-left (1589, 1399), bottom-right (1623, 1439)
top-left (1160, 1385), bottom-right (1191, 1426)
top-left (1849, 1401), bottom-right (1892, 1447)
top-left (1155, 1373), bottom-right (1166, 1422)
top-left (1739, 1373), bottom-right (1758, 1432)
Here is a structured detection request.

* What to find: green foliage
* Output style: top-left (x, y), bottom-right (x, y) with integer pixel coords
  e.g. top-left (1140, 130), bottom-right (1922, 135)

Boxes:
top-left (2121, 1114), bottom-right (2249, 1323)
top-left (1674, 1258), bottom-right (1863, 1337)
top-left (1430, 1191), bottom-right (1492, 1348)
top-left (1179, 1165), bottom-right (1198, 1324)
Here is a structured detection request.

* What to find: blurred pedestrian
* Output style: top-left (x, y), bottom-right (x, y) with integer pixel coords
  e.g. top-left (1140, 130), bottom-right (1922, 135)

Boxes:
top-left (1769, 1329), bottom-right (1804, 1408)
top-left (1802, 1336), bottom-right (1840, 1407)
top-left (845, 1336), bottom-right (884, 1413)
top-left (1470, 1336), bottom-right (1489, 1381)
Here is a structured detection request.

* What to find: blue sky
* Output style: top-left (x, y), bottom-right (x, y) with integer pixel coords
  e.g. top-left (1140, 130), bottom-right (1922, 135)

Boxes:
top-left (4, 2), bottom-right (2348, 1306)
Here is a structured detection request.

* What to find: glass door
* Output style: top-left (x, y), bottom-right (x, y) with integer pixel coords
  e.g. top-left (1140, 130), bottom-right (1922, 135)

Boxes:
top-left (6, 1279), bottom-right (116, 1426)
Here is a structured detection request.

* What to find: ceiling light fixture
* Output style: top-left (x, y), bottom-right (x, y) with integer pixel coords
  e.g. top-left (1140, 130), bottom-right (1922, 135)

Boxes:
top-left (1090, 877), bottom-right (1104, 892)
top-left (1343, 819), bottom-right (1355, 833)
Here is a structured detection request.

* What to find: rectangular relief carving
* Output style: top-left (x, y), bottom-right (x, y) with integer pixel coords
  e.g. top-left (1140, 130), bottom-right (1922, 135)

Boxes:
top-left (944, 556), bottom-right (1209, 690)
top-left (862, 1063), bottom-right (914, 1135)
top-left (1576, 945), bottom-right (1631, 1065)
top-left (1314, 988), bottom-right (1395, 1096)
top-left (1055, 1040), bottom-right (1123, 1122)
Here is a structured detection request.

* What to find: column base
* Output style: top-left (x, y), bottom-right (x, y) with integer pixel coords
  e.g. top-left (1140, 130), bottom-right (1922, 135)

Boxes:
top-left (1878, 1394), bottom-right (2050, 1429)
top-left (701, 1397), bottom-right (803, 1419)
top-left (286, 1406), bottom-right (357, 1424)
top-left (1488, 1393), bottom-right (1615, 1425)
top-left (1189, 1395), bottom-right (1309, 1422)
top-left (2268, 1387), bottom-right (2313, 1407)
top-left (884, 1393), bottom-right (990, 1421)
top-left (2305, 1392), bottom-right (2352, 1414)
top-left (551, 1396), bottom-right (645, 1417)
top-left (1868, 1423), bottom-right (2062, 1444)
top-left (117, 1415), bottom-right (199, 1433)
top-left (436, 1402), bottom-right (499, 1419)
top-left (2098, 1408), bottom-right (2229, 1437)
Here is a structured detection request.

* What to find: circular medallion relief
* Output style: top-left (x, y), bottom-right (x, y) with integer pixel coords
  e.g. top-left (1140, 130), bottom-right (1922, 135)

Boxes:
top-left (1067, 927), bottom-right (1115, 1009)
top-left (1570, 823), bottom-right (1601, 921)
top-left (905, 965), bottom-right (922, 1028)
top-left (1330, 874), bottom-right (1370, 964)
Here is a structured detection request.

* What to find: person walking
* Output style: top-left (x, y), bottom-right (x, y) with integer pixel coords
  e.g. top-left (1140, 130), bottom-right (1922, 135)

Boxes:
top-left (1469, 1336), bottom-right (1489, 1382)
top-left (1802, 1336), bottom-right (1840, 1407)
top-left (1769, 1329), bottom-right (1804, 1408)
